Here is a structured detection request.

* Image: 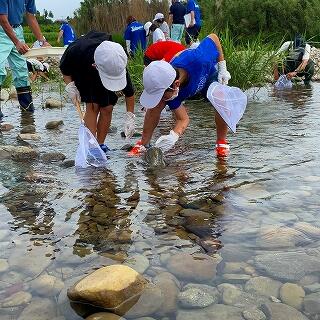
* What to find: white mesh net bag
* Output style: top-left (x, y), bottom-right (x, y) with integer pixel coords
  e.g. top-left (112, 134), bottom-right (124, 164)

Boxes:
top-left (206, 82), bottom-right (247, 133)
top-left (274, 74), bottom-right (293, 89)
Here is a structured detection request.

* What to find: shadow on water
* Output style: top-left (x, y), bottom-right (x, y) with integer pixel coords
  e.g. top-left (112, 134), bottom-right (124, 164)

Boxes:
top-left (0, 84), bottom-right (320, 319)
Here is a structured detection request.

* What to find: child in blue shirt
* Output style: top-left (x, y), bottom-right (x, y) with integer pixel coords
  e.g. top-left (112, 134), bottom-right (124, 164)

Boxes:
top-left (132, 33), bottom-right (232, 158)
top-left (124, 16), bottom-right (147, 56)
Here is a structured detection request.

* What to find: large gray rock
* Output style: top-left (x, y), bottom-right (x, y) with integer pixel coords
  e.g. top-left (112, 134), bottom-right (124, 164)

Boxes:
top-left (303, 291), bottom-right (320, 314)
top-left (166, 253), bottom-right (219, 282)
top-left (17, 298), bottom-right (57, 320)
top-left (0, 145), bottom-right (38, 160)
top-left (261, 302), bottom-right (309, 320)
top-left (244, 276), bottom-right (282, 298)
top-left (178, 283), bottom-right (219, 309)
top-left (176, 304), bottom-right (243, 320)
top-left (254, 249), bottom-right (320, 281)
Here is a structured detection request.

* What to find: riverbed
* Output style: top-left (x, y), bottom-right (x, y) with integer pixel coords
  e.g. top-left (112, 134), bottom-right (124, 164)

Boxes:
top-left (0, 82), bottom-right (319, 319)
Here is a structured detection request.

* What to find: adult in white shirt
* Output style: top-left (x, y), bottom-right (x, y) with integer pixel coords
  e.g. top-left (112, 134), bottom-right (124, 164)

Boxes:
top-left (274, 33), bottom-right (314, 85)
top-left (144, 22), bottom-right (166, 43)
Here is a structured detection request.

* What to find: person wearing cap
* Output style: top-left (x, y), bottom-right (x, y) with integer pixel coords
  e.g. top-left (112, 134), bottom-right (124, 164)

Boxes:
top-left (144, 22), bottom-right (166, 44)
top-left (60, 31), bottom-right (136, 153)
top-left (131, 33), bottom-right (232, 158)
top-left (185, 0), bottom-right (201, 46)
top-left (144, 40), bottom-right (186, 66)
top-left (57, 20), bottom-right (76, 47)
top-left (168, 0), bottom-right (186, 42)
top-left (0, 0), bottom-right (50, 120)
top-left (124, 16), bottom-right (147, 56)
top-left (153, 13), bottom-right (170, 40)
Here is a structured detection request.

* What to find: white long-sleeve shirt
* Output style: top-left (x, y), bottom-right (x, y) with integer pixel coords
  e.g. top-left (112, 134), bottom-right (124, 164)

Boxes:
top-left (277, 41), bottom-right (311, 60)
top-left (153, 28), bottom-right (166, 43)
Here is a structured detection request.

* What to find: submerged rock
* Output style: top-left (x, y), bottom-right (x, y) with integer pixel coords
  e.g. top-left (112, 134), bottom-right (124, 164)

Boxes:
top-left (0, 145), bottom-right (38, 160)
top-left (143, 147), bottom-right (165, 167)
top-left (86, 313), bottom-right (126, 320)
top-left (244, 276), bottom-right (282, 298)
top-left (17, 297), bottom-right (56, 320)
top-left (303, 291), bottom-right (320, 314)
top-left (1, 291), bottom-right (32, 307)
top-left (45, 120), bottom-right (64, 130)
top-left (67, 265), bottom-right (149, 312)
top-left (261, 302), bottom-right (309, 320)
top-left (279, 283), bottom-right (305, 310)
top-left (20, 125), bottom-right (36, 134)
top-left (17, 133), bottom-right (40, 142)
top-left (45, 99), bottom-right (65, 109)
top-left (0, 123), bottom-right (14, 131)
top-left (41, 152), bottom-right (66, 163)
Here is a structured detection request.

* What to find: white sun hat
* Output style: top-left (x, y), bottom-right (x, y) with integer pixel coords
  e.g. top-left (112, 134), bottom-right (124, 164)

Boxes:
top-left (153, 13), bottom-right (164, 21)
top-left (144, 21), bottom-right (153, 36)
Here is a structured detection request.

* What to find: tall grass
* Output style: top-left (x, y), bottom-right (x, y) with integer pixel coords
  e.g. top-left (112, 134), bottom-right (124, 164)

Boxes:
top-left (127, 48), bottom-right (145, 93)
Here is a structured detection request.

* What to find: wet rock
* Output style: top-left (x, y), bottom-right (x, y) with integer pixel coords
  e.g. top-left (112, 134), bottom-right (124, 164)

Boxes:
top-left (242, 308), bottom-right (266, 320)
top-left (143, 147), bottom-right (165, 167)
top-left (303, 283), bottom-right (320, 293)
top-left (303, 292), bottom-right (320, 314)
top-left (0, 145), bottom-right (38, 160)
top-left (0, 258), bottom-right (9, 272)
top-left (8, 245), bottom-right (54, 277)
top-left (254, 249), bottom-right (320, 281)
top-left (17, 297), bottom-right (56, 320)
top-left (86, 313), bottom-right (126, 320)
top-left (223, 273), bottom-right (251, 283)
top-left (178, 283), bottom-right (219, 309)
top-left (45, 99), bottom-right (65, 108)
top-left (120, 285), bottom-right (163, 318)
top-left (0, 123), bottom-right (14, 131)
top-left (176, 304), bottom-right (243, 320)
top-left (0, 89), bottom-right (9, 101)
top-left (154, 272), bottom-right (179, 316)
top-left (41, 152), bottom-right (66, 163)
top-left (179, 208), bottom-right (211, 219)
top-left (30, 274), bottom-right (64, 296)
top-left (261, 302), bottom-right (309, 320)
top-left (279, 283), bottom-right (304, 310)
top-left (20, 125), bottom-right (36, 134)
top-left (1, 291), bottom-right (32, 307)
top-left (124, 254), bottom-right (149, 274)
top-left (17, 133), bottom-right (40, 142)
top-left (244, 276), bottom-right (282, 298)
top-left (223, 262), bottom-right (252, 274)
top-left (67, 265), bottom-right (149, 311)
top-left (256, 226), bottom-right (309, 249)
top-left (45, 120), bottom-right (64, 130)
top-left (166, 253), bottom-right (219, 282)
top-left (60, 159), bottom-right (75, 168)
top-left (221, 244), bottom-right (252, 262)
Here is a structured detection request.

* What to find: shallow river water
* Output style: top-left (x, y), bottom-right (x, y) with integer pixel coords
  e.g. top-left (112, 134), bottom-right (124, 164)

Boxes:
top-left (0, 83), bottom-right (320, 320)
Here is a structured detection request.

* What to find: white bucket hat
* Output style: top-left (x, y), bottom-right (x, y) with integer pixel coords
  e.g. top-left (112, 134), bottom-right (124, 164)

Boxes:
top-left (94, 41), bottom-right (127, 91)
top-left (153, 13), bottom-right (164, 21)
top-left (140, 60), bottom-right (176, 109)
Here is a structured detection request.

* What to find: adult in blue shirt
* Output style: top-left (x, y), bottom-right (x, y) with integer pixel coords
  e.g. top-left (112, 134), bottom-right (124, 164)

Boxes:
top-left (185, 0), bottom-right (201, 45)
top-left (131, 34), bottom-right (232, 158)
top-left (124, 16), bottom-right (147, 56)
top-left (57, 21), bottom-right (76, 47)
top-left (169, 0), bottom-right (186, 42)
top-left (0, 0), bottom-right (50, 120)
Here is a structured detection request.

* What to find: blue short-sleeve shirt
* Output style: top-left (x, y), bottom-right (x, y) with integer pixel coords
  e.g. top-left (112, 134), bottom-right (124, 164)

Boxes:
top-left (0, 0), bottom-right (36, 25)
top-left (124, 21), bottom-right (147, 54)
top-left (167, 37), bottom-right (219, 110)
top-left (60, 23), bottom-right (76, 46)
top-left (186, 0), bottom-right (201, 27)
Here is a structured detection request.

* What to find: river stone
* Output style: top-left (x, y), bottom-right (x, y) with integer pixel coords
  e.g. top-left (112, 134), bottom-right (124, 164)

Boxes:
top-left (45, 120), bottom-right (64, 130)
top-left (256, 226), bottom-right (308, 249)
top-left (8, 245), bottom-right (54, 277)
top-left (0, 89), bottom-right (9, 101)
top-left (30, 274), bottom-right (64, 296)
top-left (279, 283), bottom-right (305, 310)
top-left (179, 209), bottom-right (211, 219)
top-left (154, 272), bottom-right (179, 316)
top-left (242, 308), bottom-right (266, 320)
top-left (254, 249), bottom-right (320, 281)
top-left (0, 123), bottom-right (14, 131)
top-left (303, 283), bottom-right (320, 293)
top-left (303, 291), bottom-right (320, 314)
top-left (223, 273), bottom-right (251, 283)
top-left (223, 262), bottom-right (251, 274)
top-left (60, 159), bottom-right (75, 168)
top-left (298, 275), bottom-right (319, 286)
top-left (124, 254), bottom-right (149, 274)
top-left (17, 133), bottom-right (40, 142)
top-left (118, 285), bottom-right (163, 318)
top-left (0, 145), bottom-right (38, 160)
top-left (178, 284), bottom-right (219, 309)
top-left (20, 125), bottom-right (36, 134)
top-left (0, 258), bottom-right (9, 272)
top-left (244, 276), bottom-right (282, 298)
top-left (41, 152), bottom-right (66, 163)
top-left (67, 265), bottom-right (148, 311)
top-left (221, 244), bottom-right (252, 262)
top-left (17, 297), bottom-right (56, 320)
top-left (261, 302), bottom-right (309, 320)
top-left (294, 221), bottom-right (320, 237)
top-left (166, 253), bottom-right (218, 282)
top-left (1, 291), bottom-right (32, 307)
top-left (45, 99), bottom-right (64, 108)
top-left (86, 313), bottom-right (126, 320)
top-left (176, 304), bottom-right (243, 320)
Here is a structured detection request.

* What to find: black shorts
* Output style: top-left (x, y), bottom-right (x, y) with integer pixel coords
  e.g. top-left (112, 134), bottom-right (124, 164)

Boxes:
top-left (185, 25), bottom-right (201, 45)
top-left (78, 71), bottom-right (135, 107)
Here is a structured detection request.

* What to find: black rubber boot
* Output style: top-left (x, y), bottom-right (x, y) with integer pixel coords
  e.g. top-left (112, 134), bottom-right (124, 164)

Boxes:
top-left (16, 86), bottom-right (34, 113)
top-left (0, 85), bottom-right (3, 121)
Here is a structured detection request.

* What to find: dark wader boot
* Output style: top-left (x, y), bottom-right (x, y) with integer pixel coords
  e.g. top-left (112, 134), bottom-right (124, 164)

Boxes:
top-left (16, 86), bottom-right (34, 113)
